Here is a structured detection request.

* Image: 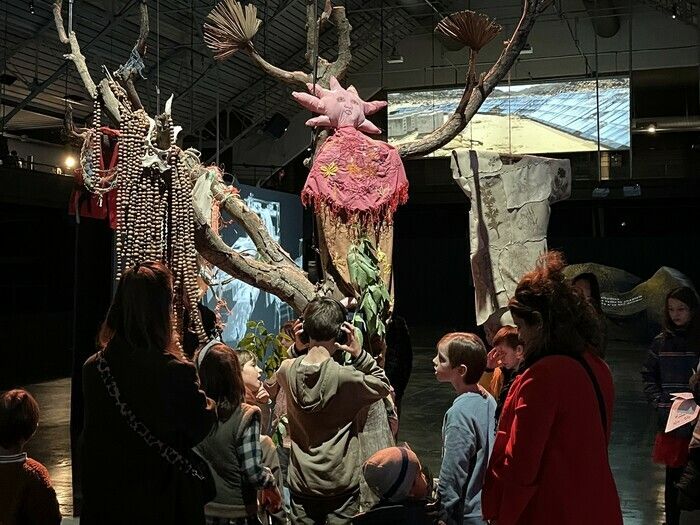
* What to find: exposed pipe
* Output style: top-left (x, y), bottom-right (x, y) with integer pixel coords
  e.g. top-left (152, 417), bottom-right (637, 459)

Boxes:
top-left (631, 116), bottom-right (700, 132)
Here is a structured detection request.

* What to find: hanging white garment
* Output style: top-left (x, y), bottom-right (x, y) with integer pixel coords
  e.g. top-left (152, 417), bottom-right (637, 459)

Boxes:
top-left (450, 149), bottom-right (571, 327)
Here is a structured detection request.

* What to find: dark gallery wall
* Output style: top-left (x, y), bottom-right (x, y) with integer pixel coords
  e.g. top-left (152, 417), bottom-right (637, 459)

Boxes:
top-left (0, 203), bottom-right (75, 387)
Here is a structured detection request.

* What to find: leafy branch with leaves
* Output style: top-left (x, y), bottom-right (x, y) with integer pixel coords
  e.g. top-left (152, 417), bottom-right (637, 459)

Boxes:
top-left (347, 237), bottom-right (391, 342)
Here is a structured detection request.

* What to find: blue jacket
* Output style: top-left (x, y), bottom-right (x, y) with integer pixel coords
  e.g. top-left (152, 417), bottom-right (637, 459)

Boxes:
top-left (641, 328), bottom-right (699, 438)
top-left (438, 391), bottom-right (496, 525)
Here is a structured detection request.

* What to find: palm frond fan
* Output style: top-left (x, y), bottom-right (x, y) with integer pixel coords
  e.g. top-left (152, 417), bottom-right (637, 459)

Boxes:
top-left (435, 10), bottom-right (502, 52)
top-left (204, 0), bottom-right (262, 61)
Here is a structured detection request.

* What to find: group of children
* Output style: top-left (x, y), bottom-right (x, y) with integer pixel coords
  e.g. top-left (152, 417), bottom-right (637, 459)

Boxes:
top-left (2, 268), bottom-right (699, 525)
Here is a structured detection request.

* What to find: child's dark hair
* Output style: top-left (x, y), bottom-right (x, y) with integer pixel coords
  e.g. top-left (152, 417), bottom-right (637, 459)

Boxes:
top-left (302, 297), bottom-right (347, 342)
top-left (571, 272), bottom-right (603, 313)
top-left (0, 389), bottom-right (40, 449)
top-left (196, 344), bottom-right (245, 422)
top-left (664, 286), bottom-right (700, 334)
top-left (437, 332), bottom-right (487, 384)
top-left (492, 326), bottom-right (520, 349)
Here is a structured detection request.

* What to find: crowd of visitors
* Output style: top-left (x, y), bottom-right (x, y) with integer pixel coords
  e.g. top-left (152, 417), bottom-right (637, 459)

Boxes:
top-left (2, 252), bottom-right (699, 524)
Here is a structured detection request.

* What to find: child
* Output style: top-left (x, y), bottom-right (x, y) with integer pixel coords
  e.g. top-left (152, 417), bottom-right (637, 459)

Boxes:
top-left (433, 332), bottom-right (495, 525)
top-left (641, 286), bottom-right (700, 525)
top-left (478, 326), bottom-right (524, 420)
top-left (276, 297), bottom-right (392, 524)
top-left (355, 445), bottom-right (436, 525)
top-left (236, 349), bottom-right (288, 525)
top-left (194, 343), bottom-right (282, 523)
top-left (0, 389), bottom-right (61, 525)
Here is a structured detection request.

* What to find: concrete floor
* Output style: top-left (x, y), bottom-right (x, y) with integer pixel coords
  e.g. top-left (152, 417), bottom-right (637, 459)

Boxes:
top-left (20, 340), bottom-right (700, 524)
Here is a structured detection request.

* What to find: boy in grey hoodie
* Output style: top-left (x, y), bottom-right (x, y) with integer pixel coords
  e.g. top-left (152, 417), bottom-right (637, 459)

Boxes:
top-left (277, 298), bottom-right (392, 525)
top-left (433, 332), bottom-right (496, 525)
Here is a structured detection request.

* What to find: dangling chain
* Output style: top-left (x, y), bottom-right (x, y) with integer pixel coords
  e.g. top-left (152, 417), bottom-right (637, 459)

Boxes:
top-left (80, 96), bottom-right (119, 206)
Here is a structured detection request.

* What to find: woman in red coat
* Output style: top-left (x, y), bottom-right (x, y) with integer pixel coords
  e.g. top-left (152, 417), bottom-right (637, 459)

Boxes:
top-left (482, 252), bottom-right (622, 525)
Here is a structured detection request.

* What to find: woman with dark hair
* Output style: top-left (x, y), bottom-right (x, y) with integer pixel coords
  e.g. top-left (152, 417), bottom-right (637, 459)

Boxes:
top-left (482, 251), bottom-right (622, 525)
top-left (80, 261), bottom-right (217, 524)
top-left (571, 272), bottom-right (608, 358)
top-left (641, 286), bottom-right (700, 525)
top-left (195, 343), bottom-right (282, 523)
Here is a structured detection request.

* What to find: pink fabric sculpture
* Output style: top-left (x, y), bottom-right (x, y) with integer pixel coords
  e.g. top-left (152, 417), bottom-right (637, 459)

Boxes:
top-left (293, 77), bottom-right (408, 225)
top-left (292, 77), bottom-right (408, 298)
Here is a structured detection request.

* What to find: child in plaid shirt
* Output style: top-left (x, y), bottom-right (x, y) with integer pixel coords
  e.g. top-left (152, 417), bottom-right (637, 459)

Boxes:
top-left (195, 342), bottom-right (282, 524)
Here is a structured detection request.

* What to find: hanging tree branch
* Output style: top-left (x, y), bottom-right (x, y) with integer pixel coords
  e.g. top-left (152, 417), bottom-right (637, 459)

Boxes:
top-left (63, 103), bottom-right (89, 145)
top-left (204, 0), bottom-right (352, 90)
top-left (114, 0), bottom-right (149, 111)
top-left (53, 0), bottom-right (122, 123)
top-left (193, 205), bottom-right (316, 314)
top-left (209, 177), bottom-right (299, 268)
top-left (398, 0), bottom-right (553, 159)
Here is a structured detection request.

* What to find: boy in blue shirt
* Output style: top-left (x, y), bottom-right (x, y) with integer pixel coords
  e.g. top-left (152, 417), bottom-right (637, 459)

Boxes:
top-left (433, 332), bottom-right (496, 525)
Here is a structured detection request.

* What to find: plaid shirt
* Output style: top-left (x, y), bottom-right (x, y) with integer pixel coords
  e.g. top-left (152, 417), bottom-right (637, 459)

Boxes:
top-left (238, 418), bottom-right (275, 489)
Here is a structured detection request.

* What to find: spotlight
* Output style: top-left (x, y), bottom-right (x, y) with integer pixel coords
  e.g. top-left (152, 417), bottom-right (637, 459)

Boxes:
top-left (646, 124), bottom-right (656, 134)
top-left (29, 0), bottom-right (35, 14)
top-left (386, 45), bottom-right (404, 64)
top-left (64, 155), bottom-right (77, 169)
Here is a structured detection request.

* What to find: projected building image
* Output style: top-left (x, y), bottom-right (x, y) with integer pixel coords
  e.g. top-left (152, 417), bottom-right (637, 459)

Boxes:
top-left (388, 78), bottom-right (630, 156)
top-left (203, 185), bottom-right (303, 346)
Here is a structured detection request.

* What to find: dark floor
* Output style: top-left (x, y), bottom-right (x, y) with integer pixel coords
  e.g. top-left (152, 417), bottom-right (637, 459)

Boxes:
top-left (21, 340), bottom-right (700, 524)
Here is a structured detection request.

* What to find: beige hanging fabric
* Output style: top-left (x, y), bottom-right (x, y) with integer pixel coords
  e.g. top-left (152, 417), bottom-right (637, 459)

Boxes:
top-left (451, 149), bottom-right (571, 329)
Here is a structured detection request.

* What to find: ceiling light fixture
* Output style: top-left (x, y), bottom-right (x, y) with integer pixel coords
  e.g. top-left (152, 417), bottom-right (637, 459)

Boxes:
top-left (519, 43), bottom-right (533, 55)
top-left (386, 45), bottom-right (404, 64)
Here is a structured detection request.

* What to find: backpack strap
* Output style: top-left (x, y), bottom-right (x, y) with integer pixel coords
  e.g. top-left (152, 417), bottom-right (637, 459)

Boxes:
top-left (569, 354), bottom-right (608, 436)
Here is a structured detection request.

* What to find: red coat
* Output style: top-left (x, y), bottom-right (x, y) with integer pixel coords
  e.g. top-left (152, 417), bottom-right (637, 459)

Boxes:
top-left (482, 352), bottom-right (622, 525)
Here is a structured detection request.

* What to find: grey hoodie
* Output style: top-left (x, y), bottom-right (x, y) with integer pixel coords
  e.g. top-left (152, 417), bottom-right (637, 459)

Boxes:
top-left (277, 350), bottom-right (392, 497)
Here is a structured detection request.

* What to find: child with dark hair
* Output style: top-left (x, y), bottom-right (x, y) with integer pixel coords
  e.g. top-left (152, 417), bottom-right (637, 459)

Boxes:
top-left (571, 271), bottom-right (608, 357)
top-left (641, 285), bottom-right (700, 525)
top-left (194, 343), bottom-right (282, 523)
top-left (0, 389), bottom-right (61, 525)
top-left (433, 332), bottom-right (495, 525)
top-left (478, 326), bottom-right (524, 421)
top-left (277, 297), bottom-right (392, 524)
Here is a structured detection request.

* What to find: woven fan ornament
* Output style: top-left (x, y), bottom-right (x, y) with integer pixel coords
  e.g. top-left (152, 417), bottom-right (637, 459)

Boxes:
top-left (436, 10), bottom-right (502, 52)
top-left (204, 0), bottom-right (261, 60)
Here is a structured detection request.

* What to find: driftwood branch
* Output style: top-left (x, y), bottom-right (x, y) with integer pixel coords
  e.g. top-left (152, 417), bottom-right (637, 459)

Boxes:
top-left (64, 104), bottom-right (88, 145)
top-left (194, 206), bottom-right (316, 314)
top-left (210, 178), bottom-right (298, 267)
top-left (53, 0), bottom-right (122, 123)
top-left (246, 46), bottom-right (311, 89)
top-left (121, 0), bottom-right (149, 111)
top-left (398, 0), bottom-right (551, 158)
top-left (244, 0), bottom-right (352, 90)
top-left (323, 5), bottom-right (352, 81)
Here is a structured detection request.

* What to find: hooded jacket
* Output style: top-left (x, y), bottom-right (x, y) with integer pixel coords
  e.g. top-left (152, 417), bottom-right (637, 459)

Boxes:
top-left (277, 349), bottom-right (392, 497)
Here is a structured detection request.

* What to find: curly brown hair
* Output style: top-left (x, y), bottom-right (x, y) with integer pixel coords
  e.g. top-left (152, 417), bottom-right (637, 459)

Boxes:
top-left (509, 251), bottom-right (602, 363)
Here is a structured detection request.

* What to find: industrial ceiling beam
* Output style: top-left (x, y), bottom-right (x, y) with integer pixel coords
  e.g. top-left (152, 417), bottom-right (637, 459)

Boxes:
top-left (0, 0), bottom-right (139, 129)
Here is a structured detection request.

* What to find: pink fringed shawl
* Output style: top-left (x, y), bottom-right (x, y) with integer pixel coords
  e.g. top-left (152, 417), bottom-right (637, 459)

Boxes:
top-left (301, 127), bottom-right (408, 226)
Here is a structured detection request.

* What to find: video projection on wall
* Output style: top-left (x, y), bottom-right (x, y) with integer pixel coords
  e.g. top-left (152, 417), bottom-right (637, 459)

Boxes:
top-left (203, 184), bottom-right (303, 347)
top-left (388, 78), bottom-right (630, 156)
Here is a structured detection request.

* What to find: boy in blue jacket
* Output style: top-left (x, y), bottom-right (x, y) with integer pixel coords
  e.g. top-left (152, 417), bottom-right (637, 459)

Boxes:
top-left (433, 332), bottom-right (496, 525)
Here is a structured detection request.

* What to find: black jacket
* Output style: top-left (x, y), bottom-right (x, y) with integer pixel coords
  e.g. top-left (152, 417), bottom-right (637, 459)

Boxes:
top-left (353, 500), bottom-right (437, 525)
top-left (79, 337), bottom-right (216, 524)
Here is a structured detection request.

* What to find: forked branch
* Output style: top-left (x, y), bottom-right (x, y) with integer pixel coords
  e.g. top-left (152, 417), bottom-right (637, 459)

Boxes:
top-left (53, 0), bottom-right (122, 123)
top-left (398, 0), bottom-right (552, 158)
top-left (205, 0), bottom-right (352, 90)
top-left (193, 206), bottom-right (316, 314)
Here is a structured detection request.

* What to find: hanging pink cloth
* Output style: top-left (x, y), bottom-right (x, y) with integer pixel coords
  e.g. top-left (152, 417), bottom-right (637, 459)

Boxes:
top-left (301, 126), bottom-right (407, 226)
